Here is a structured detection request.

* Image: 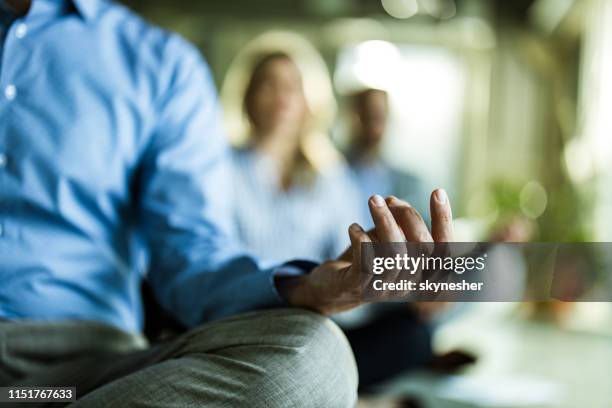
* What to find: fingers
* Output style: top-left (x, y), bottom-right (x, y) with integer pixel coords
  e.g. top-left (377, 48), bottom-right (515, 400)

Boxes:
top-left (368, 195), bottom-right (405, 242)
top-left (386, 196), bottom-right (433, 243)
top-left (430, 189), bottom-right (453, 242)
top-left (364, 191), bottom-right (452, 244)
top-left (348, 222), bottom-right (371, 266)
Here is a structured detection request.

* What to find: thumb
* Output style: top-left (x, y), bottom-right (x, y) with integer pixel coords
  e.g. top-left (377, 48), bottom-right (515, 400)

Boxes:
top-left (348, 223), bottom-right (371, 272)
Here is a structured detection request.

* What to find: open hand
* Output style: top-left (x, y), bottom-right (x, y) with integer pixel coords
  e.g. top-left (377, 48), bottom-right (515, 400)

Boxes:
top-left (276, 189), bottom-right (453, 314)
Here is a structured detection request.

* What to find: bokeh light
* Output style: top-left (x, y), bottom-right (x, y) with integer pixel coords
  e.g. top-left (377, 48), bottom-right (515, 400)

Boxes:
top-left (381, 0), bottom-right (419, 19)
top-left (520, 181), bottom-right (548, 219)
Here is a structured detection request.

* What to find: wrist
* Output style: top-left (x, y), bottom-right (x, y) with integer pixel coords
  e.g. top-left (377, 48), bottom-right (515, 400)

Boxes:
top-left (274, 274), bottom-right (320, 311)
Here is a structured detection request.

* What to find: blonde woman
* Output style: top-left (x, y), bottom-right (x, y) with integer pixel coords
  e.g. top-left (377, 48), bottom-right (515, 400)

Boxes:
top-left (223, 34), bottom-right (360, 263)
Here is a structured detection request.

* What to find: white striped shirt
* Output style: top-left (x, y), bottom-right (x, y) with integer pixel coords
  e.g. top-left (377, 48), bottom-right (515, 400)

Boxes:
top-left (230, 148), bottom-right (361, 265)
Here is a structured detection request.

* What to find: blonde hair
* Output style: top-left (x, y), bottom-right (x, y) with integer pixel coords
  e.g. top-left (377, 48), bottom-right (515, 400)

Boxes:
top-left (220, 31), bottom-right (342, 174)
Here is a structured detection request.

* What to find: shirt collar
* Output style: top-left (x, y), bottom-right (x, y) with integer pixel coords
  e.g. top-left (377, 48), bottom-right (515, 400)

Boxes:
top-left (13, 0), bottom-right (102, 21)
top-left (70, 0), bottom-right (101, 21)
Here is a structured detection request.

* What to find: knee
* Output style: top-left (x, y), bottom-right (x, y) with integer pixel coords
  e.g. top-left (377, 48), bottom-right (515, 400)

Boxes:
top-left (179, 308), bottom-right (358, 407)
top-left (294, 311), bottom-right (358, 407)
top-left (230, 308), bottom-right (358, 407)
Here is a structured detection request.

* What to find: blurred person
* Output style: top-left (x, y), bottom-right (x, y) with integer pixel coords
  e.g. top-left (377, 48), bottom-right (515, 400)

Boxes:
top-left (477, 215), bottom-right (535, 302)
top-left (229, 51), bottom-right (360, 262)
top-left (346, 88), bottom-right (429, 228)
top-left (0, 1), bottom-right (454, 407)
top-left (339, 88), bottom-right (474, 390)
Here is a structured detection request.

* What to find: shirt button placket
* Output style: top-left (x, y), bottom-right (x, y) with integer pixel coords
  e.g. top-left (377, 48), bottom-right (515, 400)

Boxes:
top-left (0, 151), bottom-right (5, 239)
top-left (0, 22), bottom-right (26, 241)
top-left (3, 20), bottom-right (26, 102)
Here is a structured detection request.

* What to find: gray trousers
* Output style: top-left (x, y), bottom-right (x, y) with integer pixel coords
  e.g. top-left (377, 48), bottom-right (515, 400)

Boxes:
top-left (0, 309), bottom-right (358, 407)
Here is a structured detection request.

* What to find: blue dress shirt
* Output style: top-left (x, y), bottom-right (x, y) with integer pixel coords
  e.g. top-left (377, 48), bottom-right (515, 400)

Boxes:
top-left (0, 0), bottom-right (295, 332)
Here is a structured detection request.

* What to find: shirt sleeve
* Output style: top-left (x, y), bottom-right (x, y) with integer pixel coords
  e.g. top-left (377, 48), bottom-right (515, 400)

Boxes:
top-left (136, 36), bottom-right (297, 328)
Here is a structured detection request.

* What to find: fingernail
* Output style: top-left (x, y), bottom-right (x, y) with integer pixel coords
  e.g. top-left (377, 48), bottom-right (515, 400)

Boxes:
top-left (349, 223), bottom-right (362, 232)
top-left (371, 194), bottom-right (385, 207)
top-left (435, 189), bottom-right (448, 204)
top-left (387, 196), bottom-right (411, 207)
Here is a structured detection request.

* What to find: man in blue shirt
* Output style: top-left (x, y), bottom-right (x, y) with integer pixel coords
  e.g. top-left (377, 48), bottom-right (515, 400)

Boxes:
top-left (0, 0), bottom-right (453, 406)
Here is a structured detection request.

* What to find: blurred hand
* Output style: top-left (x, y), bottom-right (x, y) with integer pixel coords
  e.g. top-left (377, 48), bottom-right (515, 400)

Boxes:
top-left (276, 189), bottom-right (453, 315)
top-left (489, 215), bottom-right (534, 242)
top-left (412, 301), bottom-right (451, 321)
